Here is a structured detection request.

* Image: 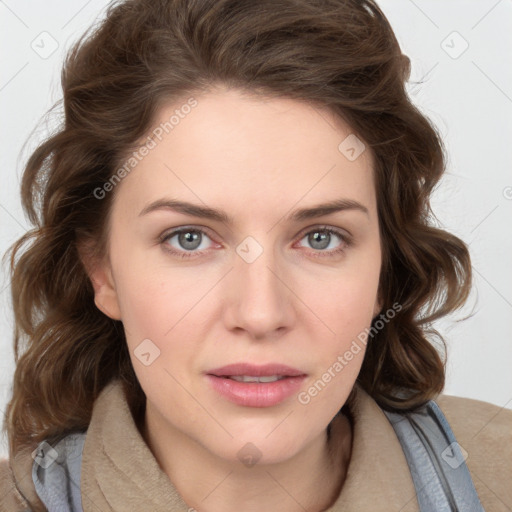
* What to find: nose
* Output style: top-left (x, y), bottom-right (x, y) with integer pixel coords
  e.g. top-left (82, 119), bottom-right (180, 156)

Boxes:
top-left (223, 240), bottom-right (296, 340)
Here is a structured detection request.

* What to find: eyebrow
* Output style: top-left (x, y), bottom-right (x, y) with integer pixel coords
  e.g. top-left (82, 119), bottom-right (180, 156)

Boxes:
top-left (138, 197), bottom-right (369, 223)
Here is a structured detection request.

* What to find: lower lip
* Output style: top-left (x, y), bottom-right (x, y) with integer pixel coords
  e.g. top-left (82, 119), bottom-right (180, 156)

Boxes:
top-left (205, 375), bottom-right (307, 407)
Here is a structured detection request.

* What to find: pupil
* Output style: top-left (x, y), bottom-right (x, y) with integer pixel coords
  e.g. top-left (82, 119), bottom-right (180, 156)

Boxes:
top-left (180, 231), bottom-right (200, 250)
top-left (310, 231), bottom-right (329, 250)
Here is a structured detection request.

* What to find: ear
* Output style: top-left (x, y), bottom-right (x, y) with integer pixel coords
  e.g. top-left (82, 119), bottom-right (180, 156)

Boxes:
top-left (78, 241), bottom-right (122, 321)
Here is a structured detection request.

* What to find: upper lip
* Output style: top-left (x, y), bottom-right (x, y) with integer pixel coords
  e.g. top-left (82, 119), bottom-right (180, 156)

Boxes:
top-left (207, 363), bottom-right (307, 377)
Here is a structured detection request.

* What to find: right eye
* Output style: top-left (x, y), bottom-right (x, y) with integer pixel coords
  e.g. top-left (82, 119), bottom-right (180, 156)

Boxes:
top-left (159, 227), bottom-right (220, 259)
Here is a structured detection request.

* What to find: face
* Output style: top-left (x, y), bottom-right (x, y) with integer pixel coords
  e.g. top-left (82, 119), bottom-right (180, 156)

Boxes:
top-left (89, 87), bottom-right (382, 466)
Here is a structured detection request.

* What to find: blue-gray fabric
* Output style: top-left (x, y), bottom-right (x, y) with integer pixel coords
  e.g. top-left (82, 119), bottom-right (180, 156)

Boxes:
top-left (31, 402), bottom-right (484, 512)
top-left (31, 432), bottom-right (86, 512)
top-left (383, 400), bottom-right (485, 512)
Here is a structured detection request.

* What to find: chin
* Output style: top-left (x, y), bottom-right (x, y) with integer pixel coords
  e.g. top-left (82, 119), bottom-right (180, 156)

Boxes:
top-left (204, 431), bottom-right (309, 468)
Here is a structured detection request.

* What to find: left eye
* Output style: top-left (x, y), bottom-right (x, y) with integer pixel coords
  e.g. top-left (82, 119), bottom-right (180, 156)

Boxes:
top-left (296, 227), bottom-right (348, 253)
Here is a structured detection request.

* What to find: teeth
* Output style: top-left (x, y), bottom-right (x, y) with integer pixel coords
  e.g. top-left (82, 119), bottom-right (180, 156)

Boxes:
top-left (228, 375), bottom-right (286, 383)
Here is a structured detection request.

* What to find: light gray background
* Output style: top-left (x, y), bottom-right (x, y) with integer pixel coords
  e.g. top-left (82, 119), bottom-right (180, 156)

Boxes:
top-left (1, 1), bottom-right (511, 459)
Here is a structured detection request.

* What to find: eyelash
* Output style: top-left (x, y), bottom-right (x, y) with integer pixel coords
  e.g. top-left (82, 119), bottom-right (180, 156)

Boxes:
top-left (158, 225), bottom-right (353, 260)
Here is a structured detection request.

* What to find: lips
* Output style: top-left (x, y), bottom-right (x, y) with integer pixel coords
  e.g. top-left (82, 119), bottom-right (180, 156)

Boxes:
top-left (206, 363), bottom-right (307, 407)
top-left (207, 363), bottom-right (306, 378)
top-left (228, 375), bottom-right (286, 383)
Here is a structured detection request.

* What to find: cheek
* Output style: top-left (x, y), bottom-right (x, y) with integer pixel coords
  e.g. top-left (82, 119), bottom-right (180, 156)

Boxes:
top-left (305, 259), bottom-right (380, 336)
top-left (114, 269), bottom-right (201, 405)
top-left (110, 250), bottom-right (213, 378)
top-left (295, 277), bottom-right (377, 413)
top-left (110, 238), bottom-right (190, 337)
top-left (114, 272), bottom-right (169, 338)
top-left (331, 283), bottom-right (378, 341)
top-left (296, 256), bottom-right (380, 390)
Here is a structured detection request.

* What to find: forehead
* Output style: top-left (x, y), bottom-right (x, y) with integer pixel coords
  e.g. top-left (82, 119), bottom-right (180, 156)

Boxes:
top-left (111, 88), bottom-right (376, 221)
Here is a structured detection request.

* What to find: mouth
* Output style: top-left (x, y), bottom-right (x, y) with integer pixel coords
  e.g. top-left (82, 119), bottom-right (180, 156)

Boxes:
top-left (222, 375), bottom-right (288, 383)
top-left (207, 362), bottom-right (306, 378)
top-left (206, 363), bottom-right (307, 407)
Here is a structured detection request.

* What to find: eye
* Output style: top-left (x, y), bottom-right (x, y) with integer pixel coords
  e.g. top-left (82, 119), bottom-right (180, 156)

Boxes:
top-left (160, 227), bottom-right (217, 258)
top-left (295, 226), bottom-right (352, 257)
top-left (159, 225), bottom-right (353, 260)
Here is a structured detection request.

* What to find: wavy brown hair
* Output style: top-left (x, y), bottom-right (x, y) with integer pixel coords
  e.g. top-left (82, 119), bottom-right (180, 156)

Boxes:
top-left (2, 0), bottom-right (471, 456)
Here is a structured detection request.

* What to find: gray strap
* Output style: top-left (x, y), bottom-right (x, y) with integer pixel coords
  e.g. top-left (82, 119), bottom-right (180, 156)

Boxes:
top-left (383, 400), bottom-right (485, 512)
top-left (32, 432), bottom-right (86, 512)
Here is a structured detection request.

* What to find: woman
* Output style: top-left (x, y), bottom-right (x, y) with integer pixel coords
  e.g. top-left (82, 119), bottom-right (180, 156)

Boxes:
top-left (1, 0), bottom-right (510, 511)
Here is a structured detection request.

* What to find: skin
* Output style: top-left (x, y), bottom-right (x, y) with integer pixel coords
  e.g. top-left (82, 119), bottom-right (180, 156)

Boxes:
top-left (85, 86), bottom-right (382, 512)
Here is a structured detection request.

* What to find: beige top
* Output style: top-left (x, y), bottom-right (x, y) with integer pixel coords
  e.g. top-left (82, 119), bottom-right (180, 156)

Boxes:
top-left (1, 379), bottom-right (511, 511)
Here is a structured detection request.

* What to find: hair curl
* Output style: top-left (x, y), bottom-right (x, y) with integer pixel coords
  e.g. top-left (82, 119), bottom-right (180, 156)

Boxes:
top-left (2, 0), bottom-right (471, 456)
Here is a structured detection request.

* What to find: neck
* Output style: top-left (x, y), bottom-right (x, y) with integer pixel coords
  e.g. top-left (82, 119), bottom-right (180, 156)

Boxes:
top-left (141, 410), bottom-right (352, 512)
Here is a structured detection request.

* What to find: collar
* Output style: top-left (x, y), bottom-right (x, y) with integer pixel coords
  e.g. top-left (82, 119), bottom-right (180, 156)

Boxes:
top-left (13, 378), bottom-right (420, 511)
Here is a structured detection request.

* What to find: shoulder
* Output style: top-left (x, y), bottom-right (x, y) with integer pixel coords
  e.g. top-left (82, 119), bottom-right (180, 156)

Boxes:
top-left (436, 393), bottom-right (511, 446)
top-left (436, 393), bottom-right (512, 510)
top-left (0, 457), bottom-right (33, 511)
